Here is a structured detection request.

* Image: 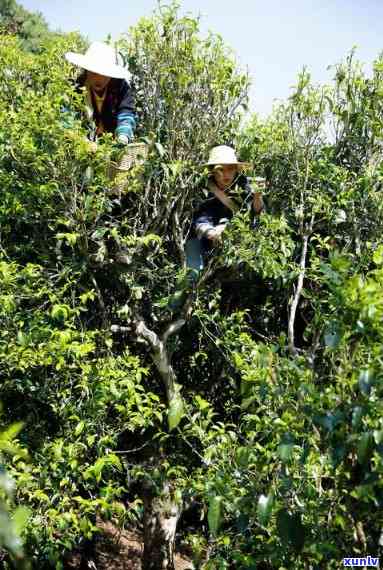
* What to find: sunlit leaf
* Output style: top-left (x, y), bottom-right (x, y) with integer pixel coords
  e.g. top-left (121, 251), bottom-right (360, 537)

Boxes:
top-left (208, 495), bottom-right (223, 536)
top-left (168, 390), bottom-right (184, 431)
top-left (257, 493), bottom-right (274, 526)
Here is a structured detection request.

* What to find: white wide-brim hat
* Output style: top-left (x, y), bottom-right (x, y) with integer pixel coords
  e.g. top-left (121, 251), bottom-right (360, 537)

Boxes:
top-left (204, 145), bottom-right (251, 169)
top-left (65, 41), bottom-right (128, 80)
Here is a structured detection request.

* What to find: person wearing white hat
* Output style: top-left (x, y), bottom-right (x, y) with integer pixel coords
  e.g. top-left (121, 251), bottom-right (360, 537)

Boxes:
top-left (189, 144), bottom-right (263, 258)
top-left (168, 145), bottom-right (264, 310)
top-left (64, 41), bottom-right (136, 144)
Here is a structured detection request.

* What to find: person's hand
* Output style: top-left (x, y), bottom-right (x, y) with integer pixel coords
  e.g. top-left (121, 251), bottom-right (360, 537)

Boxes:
top-left (206, 228), bottom-right (219, 243)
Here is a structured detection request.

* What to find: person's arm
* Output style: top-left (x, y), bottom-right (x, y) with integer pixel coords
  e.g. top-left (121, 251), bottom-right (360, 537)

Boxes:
top-left (115, 80), bottom-right (136, 143)
top-left (195, 212), bottom-right (216, 239)
top-left (194, 198), bottom-right (228, 242)
top-left (194, 198), bottom-right (221, 241)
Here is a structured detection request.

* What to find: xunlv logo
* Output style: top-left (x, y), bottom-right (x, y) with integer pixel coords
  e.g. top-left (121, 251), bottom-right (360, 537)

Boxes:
top-left (343, 557), bottom-right (379, 567)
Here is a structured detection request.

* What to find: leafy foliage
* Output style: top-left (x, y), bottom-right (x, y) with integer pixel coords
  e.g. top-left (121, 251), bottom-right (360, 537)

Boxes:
top-left (0, 2), bottom-right (383, 569)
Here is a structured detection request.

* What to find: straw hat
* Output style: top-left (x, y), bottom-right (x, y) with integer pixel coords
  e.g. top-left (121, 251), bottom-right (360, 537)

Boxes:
top-left (65, 41), bottom-right (128, 79)
top-left (204, 145), bottom-right (251, 169)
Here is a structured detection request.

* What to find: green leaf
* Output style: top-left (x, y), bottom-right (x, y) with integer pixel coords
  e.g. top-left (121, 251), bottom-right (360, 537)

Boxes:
top-left (195, 395), bottom-right (210, 411)
top-left (316, 411), bottom-right (343, 432)
top-left (17, 331), bottom-right (27, 347)
top-left (373, 245), bottom-right (383, 265)
top-left (357, 432), bottom-right (373, 464)
top-left (358, 369), bottom-right (374, 396)
top-left (168, 390), bottom-right (184, 431)
top-left (0, 421), bottom-right (28, 459)
top-left (236, 513), bottom-right (249, 533)
top-left (278, 443), bottom-right (294, 462)
top-left (91, 227), bottom-right (108, 240)
top-left (352, 406), bottom-right (363, 429)
top-left (235, 446), bottom-right (250, 468)
top-left (324, 324), bottom-right (341, 348)
top-left (208, 495), bottom-right (223, 536)
top-left (55, 232), bottom-right (79, 246)
top-left (155, 142), bottom-right (166, 157)
top-left (0, 422), bottom-right (24, 443)
top-left (276, 509), bottom-right (305, 552)
top-left (373, 430), bottom-right (383, 445)
top-left (84, 454), bottom-right (122, 481)
top-left (51, 304), bottom-right (70, 321)
top-left (257, 493), bottom-right (274, 526)
top-left (12, 506), bottom-right (31, 535)
top-left (74, 421), bottom-right (85, 437)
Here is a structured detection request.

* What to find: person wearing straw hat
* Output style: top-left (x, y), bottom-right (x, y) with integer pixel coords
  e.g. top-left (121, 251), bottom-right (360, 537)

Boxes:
top-left (168, 145), bottom-right (264, 310)
top-left (64, 41), bottom-right (136, 145)
top-left (186, 145), bottom-right (264, 273)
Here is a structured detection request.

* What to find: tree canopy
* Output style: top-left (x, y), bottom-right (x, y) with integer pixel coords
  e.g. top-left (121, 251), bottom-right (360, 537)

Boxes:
top-left (0, 0), bottom-right (58, 52)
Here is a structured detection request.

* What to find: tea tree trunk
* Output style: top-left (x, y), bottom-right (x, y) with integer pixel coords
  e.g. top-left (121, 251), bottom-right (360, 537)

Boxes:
top-left (142, 483), bottom-right (181, 570)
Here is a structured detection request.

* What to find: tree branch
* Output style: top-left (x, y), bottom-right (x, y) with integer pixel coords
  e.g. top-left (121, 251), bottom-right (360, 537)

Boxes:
top-left (288, 230), bottom-right (309, 356)
top-left (135, 316), bottom-right (178, 402)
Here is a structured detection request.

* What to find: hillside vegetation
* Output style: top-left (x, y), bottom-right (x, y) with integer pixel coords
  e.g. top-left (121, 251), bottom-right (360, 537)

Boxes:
top-left (0, 2), bottom-right (383, 569)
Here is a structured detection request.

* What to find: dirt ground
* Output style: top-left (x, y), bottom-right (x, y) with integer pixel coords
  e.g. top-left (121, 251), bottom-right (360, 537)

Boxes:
top-left (65, 521), bottom-right (194, 570)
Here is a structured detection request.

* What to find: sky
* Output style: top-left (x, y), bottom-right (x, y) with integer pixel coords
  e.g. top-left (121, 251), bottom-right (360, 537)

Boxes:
top-left (20, 0), bottom-right (383, 117)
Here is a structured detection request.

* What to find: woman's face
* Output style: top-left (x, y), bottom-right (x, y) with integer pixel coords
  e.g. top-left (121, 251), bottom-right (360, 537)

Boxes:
top-left (213, 164), bottom-right (238, 190)
top-left (86, 71), bottom-right (111, 92)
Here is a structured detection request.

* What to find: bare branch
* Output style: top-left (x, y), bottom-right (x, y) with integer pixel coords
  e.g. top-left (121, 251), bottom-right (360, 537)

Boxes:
top-left (288, 214), bottom-right (314, 356)
top-left (135, 316), bottom-right (177, 402)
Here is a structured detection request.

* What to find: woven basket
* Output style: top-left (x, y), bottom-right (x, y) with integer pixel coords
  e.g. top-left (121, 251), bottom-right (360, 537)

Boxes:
top-left (110, 142), bottom-right (148, 175)
top-left (108, 142), bottom-right (148, 195)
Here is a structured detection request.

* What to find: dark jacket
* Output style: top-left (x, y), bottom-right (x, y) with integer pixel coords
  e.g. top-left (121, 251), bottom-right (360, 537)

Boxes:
top-left (193, 174), bottom-right (256, 244)
top-left (70, 74), bottom-right (136, 141)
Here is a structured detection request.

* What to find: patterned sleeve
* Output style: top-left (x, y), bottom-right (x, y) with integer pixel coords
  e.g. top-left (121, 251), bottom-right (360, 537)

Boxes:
top-left (115, 80), bottom-right (136, 141)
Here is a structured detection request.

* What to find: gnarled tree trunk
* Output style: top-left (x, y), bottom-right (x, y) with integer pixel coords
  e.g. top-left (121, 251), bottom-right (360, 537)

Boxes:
top-left (142, 482), bottom-right (182, 570)
top-left (133, 316), bottom-right (185, 569)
